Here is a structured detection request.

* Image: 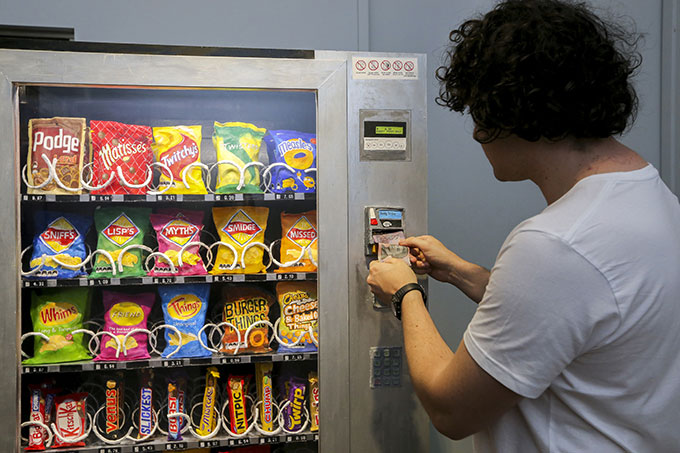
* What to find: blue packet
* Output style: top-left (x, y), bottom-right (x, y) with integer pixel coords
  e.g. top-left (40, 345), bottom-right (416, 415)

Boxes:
top-left (29, 211), bottom-right (91, 279)
top-left (264, 130), bottom-right (316, 193)
top-left (159, 284), bottom-right (211, 358)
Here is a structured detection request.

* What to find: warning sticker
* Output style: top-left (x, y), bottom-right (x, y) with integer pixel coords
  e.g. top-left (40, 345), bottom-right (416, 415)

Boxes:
top-left (352, 57), bottom-right (418, 80)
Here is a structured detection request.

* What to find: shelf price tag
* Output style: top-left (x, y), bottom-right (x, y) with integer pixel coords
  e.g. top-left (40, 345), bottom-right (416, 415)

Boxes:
top-left (286, 434), bottom-right (307, 442)
top-left (24, 366), bottom-right (48, 374)
top-left (260, 436), bottom-right (280, 444)
top-left (276, 273), bottom-right (297, 281)
top-left (91, 195), bottom-right (112, 202)
top-left (94, 362), bottom-right (119, 371)
top-left (220, 356), bottom-right (242, 364)
top-left (199, 440), bottom-right (220, 448)
top-left (98, 447), bottom-right (122, 453)
top-left (213, 275), bottom-right (234, 283)
top-left (89, 278), bottom-right (111, 286)
top-left (283, 354), bottom-right (305, 361)
top-left (133, 445), bottom-right (157, 452)
top-left (164, 442), bottom-right (188, 450)
top-left (229, 438), bottom-right (251, 446)
top-left (24, 280), bottom-right (47, 288)
top-left (275, 193), bottom-right (296, 200)
top-left (157, 194), bottom-right (179, 202)
top-left (152, 277), bottom-right (175, 285)
top-left (162, 359), bottom-right (184, 367)
top-left (23, 194), bottom-right (45, 202)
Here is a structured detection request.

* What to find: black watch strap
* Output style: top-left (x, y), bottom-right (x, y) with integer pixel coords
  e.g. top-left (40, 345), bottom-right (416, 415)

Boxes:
top-left (391, 283), bottom-right (427, 320)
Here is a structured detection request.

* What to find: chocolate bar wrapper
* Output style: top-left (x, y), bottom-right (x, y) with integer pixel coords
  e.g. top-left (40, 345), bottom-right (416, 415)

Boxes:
top-left (196, 367), bottom-right (220, 436)
top-left (256, 362), bottom-right (274, 432)
top-left (309, 371), bottom-right (319, 432)
top-left (167, 379), bottom-right (182, 441)
top-left (228, 375), bottom-right (249, 434)
top-left (53, 393), bottom-right (88, 448)
top-left (138, 370), bottom-right (154, 439)
top-left (283, 377), bottom-right (306, 431)
top-left (26, 386), bottom-right (46, 451)
top-left (105, 378), bottom-right (122, 439)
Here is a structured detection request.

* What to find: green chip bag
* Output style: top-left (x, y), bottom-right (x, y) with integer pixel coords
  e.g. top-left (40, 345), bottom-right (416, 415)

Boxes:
top-left (213, 121), bottom-right (266, 194)
top-left (23, 288), bottom-right (91, 365)
top-left (90, 207), bottom-right (151, 278)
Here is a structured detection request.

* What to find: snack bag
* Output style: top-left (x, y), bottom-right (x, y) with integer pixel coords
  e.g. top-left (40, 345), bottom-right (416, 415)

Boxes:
top-left (220, 285), bottom-right (273, 354)
top-left (213, 122), bottom-right (266, 194)
top-left (52, 393), bottom-right (88, 448)
top-left (90, 207), bottom-right (151, 279)
top-left (309, 371), bottom-right (319, 432)
top-left (255, 363), bottom-right (274, 433)
top-left (264, 130), bottom-right (316, 193)
top-left (27, 117), bottom-right (87, 195)
top-left (152, 125), bottom-right (207, 194)
top-left (196, 367), bottom-right (220, 436)
top-left (23, 288), bottom-right (91, 365)
top-left (95, 290), bottom-right (154, 361)
top-left (212, 207), bottom-right (269, 274)
top-left (150, 210), bottom-right (206, 276)
top-left (89, 120), bottom-right (153, 195)
top-left (29, 211), bottom-right (91, 279)
top-left (159, 284), bottom-right (211, 358)
top-left (276, 282), bottom-right (318, 353)
top-left (276, 211), bottom-right (317, 273)
top-left (227, 375), bottom-right (249, 435)
top-left (282, 376), bottom-right (306, 432)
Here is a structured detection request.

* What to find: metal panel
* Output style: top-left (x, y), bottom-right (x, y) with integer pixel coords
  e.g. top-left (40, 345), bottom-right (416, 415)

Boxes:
top-left (0, 48), bottom-right (349, 452)
top-left (317, 50), bottom-right (429, 453)
top-left (661, 0), bottom-right (680, 195)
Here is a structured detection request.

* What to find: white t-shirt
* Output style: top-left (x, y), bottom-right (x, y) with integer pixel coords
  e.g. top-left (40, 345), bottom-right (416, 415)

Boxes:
top-left (464, 165), bottom-right (680, 452)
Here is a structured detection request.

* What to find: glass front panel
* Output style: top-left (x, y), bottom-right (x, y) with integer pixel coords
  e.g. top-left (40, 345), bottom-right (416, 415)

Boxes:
top-left (18, 84), bottom-right (319, 452)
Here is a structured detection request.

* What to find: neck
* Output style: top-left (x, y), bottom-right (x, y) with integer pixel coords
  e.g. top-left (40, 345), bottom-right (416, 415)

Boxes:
top-left (525, 137), bottom-right (647, 204)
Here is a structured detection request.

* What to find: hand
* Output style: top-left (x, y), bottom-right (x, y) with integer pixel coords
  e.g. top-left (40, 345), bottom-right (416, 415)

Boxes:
top-left (400, 235), bottom-right (460, 283)
top-left (367, 257), bottom-right (417, 305)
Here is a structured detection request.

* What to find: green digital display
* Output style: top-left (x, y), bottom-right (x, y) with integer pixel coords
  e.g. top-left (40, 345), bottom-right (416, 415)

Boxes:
top-left (376, 126), bottom-right (404, 135)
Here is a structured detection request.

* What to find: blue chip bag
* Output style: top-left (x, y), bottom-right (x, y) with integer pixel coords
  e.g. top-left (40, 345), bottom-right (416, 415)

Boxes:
top-left (29, 211), bottom-right (91, 279)
top-left (264, 130), bottom-right (316, 193)
top-left (159, 284), bottom-right (211, 358)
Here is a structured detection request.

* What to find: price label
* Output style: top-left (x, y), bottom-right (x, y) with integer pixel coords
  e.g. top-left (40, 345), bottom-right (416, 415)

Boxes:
top-left (24, 366), bottom-right (48, 374)
top-left (153, 277), bottom-right (175, 285)
top-left (199, 440), bottom-right (220, 448)
top-left (213, 275), bottom-right (234, 283)
top-left (23, 194), bottom-right (45, 202)
top-left (94, 362), bottom-right (118, 370)
top-left (275, 193), bottom-right (296, 200)
top-left (162, 360), bottom-right (184, 367)
top-left (260, 436), bottom-right (280, 444)
top-left (164, 442), bottom-right (188, 450)
top-left (24, 280), bottom-right (47, 288)
top-left (91, 195), bottom-right (112, 202)
top-left (286, 434), bottom-right (307, 442)
top-left (133, 445), bottom-right (157, 452)
top-left (220, 357), bottom-right (242, 364)
top-left (283, 354), bottom-right (304, 361)
top-left (98, 448), bottom-right (122, 453)
top-left (90, 278), bottom-right (111, 286)
top-left (229, 438), bottom-right (251, 446)
top-left (276, 273), bottom-right (297, 281)
top-left (158, 194), bottom-right (178, 202)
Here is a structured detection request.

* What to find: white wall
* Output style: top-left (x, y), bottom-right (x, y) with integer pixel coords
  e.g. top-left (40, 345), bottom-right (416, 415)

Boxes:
top-left (0, 1), bottom-right (664, 452)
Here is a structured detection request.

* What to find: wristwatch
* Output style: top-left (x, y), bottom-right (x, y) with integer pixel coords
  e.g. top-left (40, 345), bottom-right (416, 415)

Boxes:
top-left (391, 283), bottom-right (427, 320)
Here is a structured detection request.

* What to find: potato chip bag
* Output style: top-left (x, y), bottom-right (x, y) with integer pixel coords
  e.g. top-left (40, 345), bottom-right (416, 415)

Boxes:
top-left (95, 290), bottom-right (154, 361)
top-left (152, 125), bottom-right (207, 194)
top-left (23, 288), bottom-right (91, 365)
top-left (150, 210), bottom-right (206, 276)
top-left (212, 206), bottom-right (269, 274)
top-left (213, 122), bottom-right (266, 194)
top-left (27, 117), bottom-right (87, 195)
top-left (276, 211), bottom-right (317, 273)
top-left (220, 285), bottom-right (274, 354)
top-left (89, 120), bottom-right (154, 195)
top-left (90, 207), bottom-right (151, 279)
top-left (276, 282), bottom-right (318, 353)
top-left (159, 284), bottom-right (211, 358)
top-left (29, 211), bottom-right (91, 279)
top-left (264, 130), bottom-right (316, 193)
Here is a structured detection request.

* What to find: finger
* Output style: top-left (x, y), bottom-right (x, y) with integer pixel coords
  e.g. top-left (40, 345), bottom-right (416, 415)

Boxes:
top-left (400, 236), bottom-right (427, 248)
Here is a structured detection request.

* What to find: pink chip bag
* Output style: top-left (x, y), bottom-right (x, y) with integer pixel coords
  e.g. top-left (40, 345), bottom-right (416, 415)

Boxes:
top-left (95, 290), bottom-right (154, 361)
top-left (150, 210), bottom-right (207, 276)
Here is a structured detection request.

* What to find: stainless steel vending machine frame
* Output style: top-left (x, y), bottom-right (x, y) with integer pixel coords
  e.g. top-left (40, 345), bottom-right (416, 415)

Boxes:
top-left (0, 44), bottom-right (428, 452)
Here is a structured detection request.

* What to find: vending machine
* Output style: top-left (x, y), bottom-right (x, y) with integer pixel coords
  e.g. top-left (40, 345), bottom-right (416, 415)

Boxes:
top-left (0, 42), bottom-right (428, 453)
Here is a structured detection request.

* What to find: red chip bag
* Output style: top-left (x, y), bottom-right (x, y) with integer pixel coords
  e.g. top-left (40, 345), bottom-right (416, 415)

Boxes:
top-left (89, 121), bottom-right (153, 195)
top-left (52, 393), bottom-right (88, 448)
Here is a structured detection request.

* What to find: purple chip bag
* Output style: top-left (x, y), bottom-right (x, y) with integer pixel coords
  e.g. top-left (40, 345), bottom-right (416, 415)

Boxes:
top-left (150, 210), bottom-right (207, 276)
top-left (95, 290), bottom-right (154, 361)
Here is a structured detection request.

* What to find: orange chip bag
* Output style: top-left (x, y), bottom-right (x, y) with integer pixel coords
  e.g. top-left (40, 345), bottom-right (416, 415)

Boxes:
top-left (276, 211), bottom-right (317, 273)
top-left (220, 285), bottom-right (274, 354)
top-left (212, 207), bottom-right (269, 274)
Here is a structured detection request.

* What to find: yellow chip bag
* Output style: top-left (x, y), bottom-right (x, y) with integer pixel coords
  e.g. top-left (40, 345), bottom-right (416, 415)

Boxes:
top-left (152, 125), bottom-right (206, 194)
top-left (212, 122), bottom-right (266, 194)
top-left (276, 210), bottom-right (317, 273)
top-left (212, 207), bottom-right (269, 274)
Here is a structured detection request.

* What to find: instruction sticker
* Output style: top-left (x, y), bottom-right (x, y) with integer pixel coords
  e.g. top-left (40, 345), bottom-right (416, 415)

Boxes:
top-left (352, 57), bottom-right (418, 80)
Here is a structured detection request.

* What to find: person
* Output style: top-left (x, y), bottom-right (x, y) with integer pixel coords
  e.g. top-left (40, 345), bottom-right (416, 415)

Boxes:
top-left (367, 0), bottom-right (680, 452)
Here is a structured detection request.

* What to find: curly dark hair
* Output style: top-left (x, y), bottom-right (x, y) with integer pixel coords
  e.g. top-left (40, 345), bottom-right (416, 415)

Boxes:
top-left (436, 0), bottom-right (642, 143)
